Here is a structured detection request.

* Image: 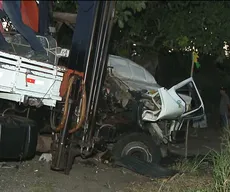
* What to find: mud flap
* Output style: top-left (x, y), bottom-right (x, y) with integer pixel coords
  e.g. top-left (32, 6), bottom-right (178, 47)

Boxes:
top-left (114, 156), bottom-right (177, 178)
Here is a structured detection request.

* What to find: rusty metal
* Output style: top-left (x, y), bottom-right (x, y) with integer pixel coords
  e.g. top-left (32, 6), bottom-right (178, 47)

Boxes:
top-left (56, 76), bottom-right (75, 132)
top-left (51, 99), bottom-right (72, 171)
top-left (68, 83), bottom-right (87, 134)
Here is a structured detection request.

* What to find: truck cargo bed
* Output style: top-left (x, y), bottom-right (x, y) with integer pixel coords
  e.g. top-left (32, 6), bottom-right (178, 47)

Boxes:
top-left (0, 51), bottom-right (65, 107)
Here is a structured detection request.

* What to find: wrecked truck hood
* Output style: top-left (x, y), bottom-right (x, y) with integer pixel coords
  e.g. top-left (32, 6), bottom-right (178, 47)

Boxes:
top-left (108, 55), bottom-right (161, 91)
top-left (107, 55), bottom-right (193, 106)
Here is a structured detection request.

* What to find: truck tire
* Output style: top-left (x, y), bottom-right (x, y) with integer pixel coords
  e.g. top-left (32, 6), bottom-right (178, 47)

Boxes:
top-left (111, 133), bottom-right (162, 163)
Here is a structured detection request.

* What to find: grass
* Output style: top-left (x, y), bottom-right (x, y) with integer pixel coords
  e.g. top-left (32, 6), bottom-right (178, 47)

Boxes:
top-left (126, 174), bottom-right (212, 192)
top-left (126, 127), bottom-right (230, 192)
top-left (210, 128), bottom-right (230, 192)
top-left (172, 152), bottom-right (210, 174)
top-left (126, 152), bottom-right (213, 192)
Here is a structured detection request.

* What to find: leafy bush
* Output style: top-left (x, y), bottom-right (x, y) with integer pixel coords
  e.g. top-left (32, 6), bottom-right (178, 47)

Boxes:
top-left (210, 128), bottom-right (230, 192)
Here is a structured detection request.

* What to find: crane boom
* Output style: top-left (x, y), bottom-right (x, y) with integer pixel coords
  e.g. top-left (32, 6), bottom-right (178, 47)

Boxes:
top-left (51, 0), bottom-right (116, 174)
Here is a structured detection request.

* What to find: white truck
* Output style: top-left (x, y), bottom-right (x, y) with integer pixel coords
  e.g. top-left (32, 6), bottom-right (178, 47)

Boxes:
top-left (0, 35), bottom-right (205, 163)
top-left (0, 34), bottom-right (69, 108)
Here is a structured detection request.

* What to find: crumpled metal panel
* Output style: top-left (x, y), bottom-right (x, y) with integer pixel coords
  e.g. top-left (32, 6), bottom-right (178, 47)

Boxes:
top-left (107, 55), bottom-right (161, 91)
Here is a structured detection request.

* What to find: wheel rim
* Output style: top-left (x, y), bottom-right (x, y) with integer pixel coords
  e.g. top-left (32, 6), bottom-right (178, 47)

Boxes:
top-left (128, 149), bottom-right (147, 161)
top-left (121, 142), bottom-right (152, 162)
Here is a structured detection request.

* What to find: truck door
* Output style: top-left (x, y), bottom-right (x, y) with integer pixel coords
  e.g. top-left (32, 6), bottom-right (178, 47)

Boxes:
top-left (157, 77), bottom-right (204, 120)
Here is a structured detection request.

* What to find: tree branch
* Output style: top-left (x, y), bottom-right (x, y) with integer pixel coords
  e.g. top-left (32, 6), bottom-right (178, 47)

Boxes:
top-left (53, 12), bottom-right (77, 24)
top-left (155, 18), bottom-right (161, 31)
top-left (128, 32), bottom-right (163, 48)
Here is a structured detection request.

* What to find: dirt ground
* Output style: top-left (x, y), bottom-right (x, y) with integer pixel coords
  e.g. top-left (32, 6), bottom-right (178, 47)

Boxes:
top-left (169, 127), bottom-right (221, 156)
top-left (0, 127), bottom-right (221, 192)
top-left (0, 157), bottom-right (149, 192)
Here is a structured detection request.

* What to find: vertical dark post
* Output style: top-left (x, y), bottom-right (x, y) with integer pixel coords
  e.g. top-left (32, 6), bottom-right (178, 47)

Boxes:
top-left (52, 0), bottom-right (116, 173)
top-left (38, 1), bottom-right (50, 35)
top-left (51, 100), bottom-right (72, 171)
top-left (66, 1), bottom-right (116, 155)
top-left (85, 1), bottom-right (116, 144)
top-left (67, 1), bottom-right (99, 72)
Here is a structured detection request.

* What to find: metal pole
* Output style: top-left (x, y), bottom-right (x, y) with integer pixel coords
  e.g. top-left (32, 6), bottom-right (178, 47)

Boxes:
top-left (51, 100), bottom-right (72, 171)
top-left (84, 1), bottom-right (108, 125)
top-left (190, 52), bottom-right (195, 77)
top-left (185, 51), bottom-right (194, 159)
top-left (87, 1), bottom-right (116, 142)
top-left (225, 113), bottom-right (229, 128)
top-left (38, 1), bottom-right (50, 35)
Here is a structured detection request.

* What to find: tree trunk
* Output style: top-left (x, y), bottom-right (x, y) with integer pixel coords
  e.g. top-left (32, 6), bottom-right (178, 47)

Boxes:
top-left (151, 52), bottom-right (159, 77)
top-left (134, 51), bottom-right (159, 78)
top-left (53, 12), bottom-right (77, 24)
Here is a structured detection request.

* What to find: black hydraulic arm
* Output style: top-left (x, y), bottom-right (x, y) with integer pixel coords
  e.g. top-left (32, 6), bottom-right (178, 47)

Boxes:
top-left (67, 0), bottom-right (99, 73)
top-left (67, 0), bottom-right (116, 152)
top-left (38, 1), bottom-right (50, 35)
top-left (83, 1), bottom-right (116, 150)
top-left (51, 0), bottom-right (116, 173)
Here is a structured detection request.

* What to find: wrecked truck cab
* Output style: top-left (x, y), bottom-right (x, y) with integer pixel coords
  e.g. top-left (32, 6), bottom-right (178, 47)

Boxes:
top-left (104, 55), bottom-right (205, 162)
top-left (107, 54), bottom-right (204, 121)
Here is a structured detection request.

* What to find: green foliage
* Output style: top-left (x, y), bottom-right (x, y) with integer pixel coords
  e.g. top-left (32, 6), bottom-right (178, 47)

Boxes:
top-left (53, 1), bottom-right (147, 28)
top-left (53, 1), bottom-right (77, 13)
top-left (176, 36), bottom-right (190, 48)
top-left (172, 153), bottom-right (209, 174)
top-left (53, 1), bottom-right (230, 60)
top-left (114, 1), bottom-right (147, 28)
top-left (210, 128), bottom-right (230, 192)
top-left (113, 1), bottom-right (230, 60)
top-left (163, 1), bottom-right (230, 54)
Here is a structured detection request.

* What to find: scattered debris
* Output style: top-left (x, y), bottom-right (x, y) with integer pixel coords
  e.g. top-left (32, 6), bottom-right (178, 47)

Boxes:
top-left (114, 156), bottom-right (177, 179)
top-left (0, 162), bottom-right (19, 169)
top-left (38, 153), bottom-right (52, 162)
